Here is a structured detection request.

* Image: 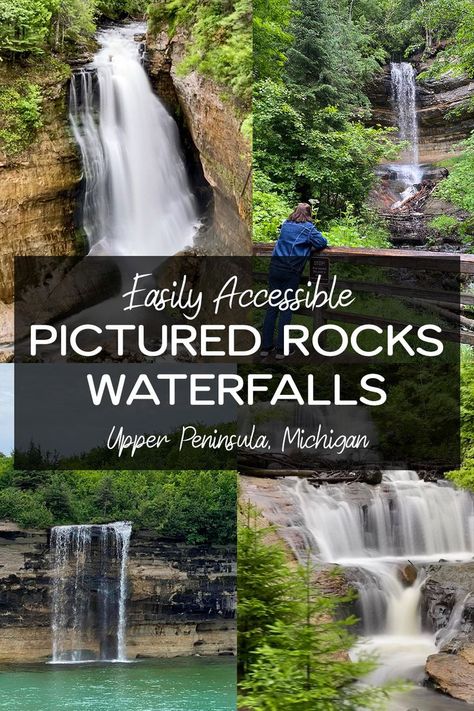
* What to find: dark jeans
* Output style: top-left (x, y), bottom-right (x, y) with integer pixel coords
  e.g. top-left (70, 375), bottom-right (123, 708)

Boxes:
top-left (262, 265), bottom-right (301, 350)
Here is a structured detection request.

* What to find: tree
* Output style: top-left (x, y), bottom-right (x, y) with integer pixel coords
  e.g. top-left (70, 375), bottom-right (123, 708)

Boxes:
top-left (238, 510), bottom-right (395, 709)
top-left (0, 0), bottom-right (56, 56)
top-left (253, 0), bottom-right (294, 82)
top-left (238, 503), bottom-right (296, 675)
top-left (51, 0), bottom-right (96, 51)
top-left (94, 475), bottom-right (116, 517)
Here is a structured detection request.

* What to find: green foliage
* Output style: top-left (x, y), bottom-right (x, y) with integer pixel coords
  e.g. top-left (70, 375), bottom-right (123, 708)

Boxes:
top-left (238, 506), bottom-right (394, 709)
top-left (238, 505), bottom-right (296, 674)
top-left (326, 206), bottom-right (391, 248)
top-left (253, 173), bottom-right (292, 242)
top-left (97, 0), bottom-right (147, 20)
top-left (435, 134), bottom-right (474, 215)
top-left (428, 214), bottom-right (460, 234)
top-left (148, 0), bottom-right (252, 103)
top-left (52, 0), bottom-right (96, 51)
top-left (253, 0), bottom-right (400, 238)
top-left (0, 0), bottom-right (146, 57)
top-left (0, 81), bottom-right (42, 155)
top-left (0, 0), bottom-right (56, 56)
top-left (253, 0), bottom-right (293, 82)
top-left (419, 0), bottom-right (474, 77)
top-left (0, 488), bottom-right (53, 528)
top-left (447, 347), bottom-right (474, 490)
top-left (0, 458), bottom-right (236, 543)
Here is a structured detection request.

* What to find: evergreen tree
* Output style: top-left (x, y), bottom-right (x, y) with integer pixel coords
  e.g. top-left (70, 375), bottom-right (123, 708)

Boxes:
top-left (238, 503), bottom-right (297, 675)
top-left (238, 511), bottom-right (397, 710)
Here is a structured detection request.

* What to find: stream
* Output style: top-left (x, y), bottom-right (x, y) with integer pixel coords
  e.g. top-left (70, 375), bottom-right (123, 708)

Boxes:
top-left (376, 60), bottom-right (445, 246)
top-left (279, 471), bottom-right (474, 710)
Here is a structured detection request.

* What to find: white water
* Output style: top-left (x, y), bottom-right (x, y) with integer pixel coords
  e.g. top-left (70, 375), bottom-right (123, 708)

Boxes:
top-left (390, 62), bottom-right (423, 186)
top-left (50, 522), bottom-right (132, 663)
top-left (112, 521), bottom-right (132, 661)
top-left (69, 24), bottom-right (198, 256)
top-left (284, 473), bottom-right (474, 698)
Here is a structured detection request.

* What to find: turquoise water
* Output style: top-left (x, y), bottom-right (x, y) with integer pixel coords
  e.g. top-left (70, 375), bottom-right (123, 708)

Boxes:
top-left (0, 657), bottom-right (236, 711)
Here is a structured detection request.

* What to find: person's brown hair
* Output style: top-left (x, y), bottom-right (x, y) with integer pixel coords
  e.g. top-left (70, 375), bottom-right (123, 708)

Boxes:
top-left (287, 203), bottom-right (312, 223)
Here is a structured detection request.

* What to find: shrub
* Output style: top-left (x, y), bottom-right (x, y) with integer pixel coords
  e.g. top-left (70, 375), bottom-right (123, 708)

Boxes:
top-left (0, 82), bottom-right (43, 155)
top-left (428, 215), bottom-right (460, 234)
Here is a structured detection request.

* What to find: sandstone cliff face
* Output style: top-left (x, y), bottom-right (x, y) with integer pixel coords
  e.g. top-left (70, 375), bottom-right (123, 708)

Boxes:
top-left (423, 563), bottom-right (474, 702)
top-left (0, 523), bottom-right (236, 662)
top-left (146, 31), bottom-right (252, 255)
top-left (368, 67), bottom-right (474, 163)
top-left (0, 72), bottom-right (81, 304)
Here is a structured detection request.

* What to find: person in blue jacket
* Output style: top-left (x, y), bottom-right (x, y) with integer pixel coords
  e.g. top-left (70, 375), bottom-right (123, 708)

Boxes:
top-left (261, 202), bottom-right (327, 359)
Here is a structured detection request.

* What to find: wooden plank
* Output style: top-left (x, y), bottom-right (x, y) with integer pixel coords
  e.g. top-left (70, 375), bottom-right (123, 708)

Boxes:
top-left (253, 243), bottom-right (474, 274)
top-left (320, 309), bottom-right (470, 344)
top-left (252, 272), bottom-right (472, 306)
top-left (336, 280), bottom-right (473, 306)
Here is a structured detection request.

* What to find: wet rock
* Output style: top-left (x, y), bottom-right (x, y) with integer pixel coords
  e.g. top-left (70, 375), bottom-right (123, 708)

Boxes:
top-left (367, 64), bottom-right (474, 164)
top-left (0, 67), bottom-right (81, 306)
top-left (426, 647), bottom-right (474, 703)
top-left (399, 562), bottom-right (418, 586)
top-left (422, 563), bottom-right (474, 649)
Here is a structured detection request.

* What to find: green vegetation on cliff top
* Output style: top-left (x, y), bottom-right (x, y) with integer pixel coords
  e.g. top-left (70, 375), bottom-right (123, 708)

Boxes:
top-left (0, 0), bottom-right (146, 155)
top-left (148, 0), bottom-right (252, 104)
top-left (0, 459), bottom-right (236, 544)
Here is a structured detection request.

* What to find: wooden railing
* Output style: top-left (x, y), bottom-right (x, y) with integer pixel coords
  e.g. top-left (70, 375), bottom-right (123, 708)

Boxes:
top-left (253, 244), bottom-right (474, 345)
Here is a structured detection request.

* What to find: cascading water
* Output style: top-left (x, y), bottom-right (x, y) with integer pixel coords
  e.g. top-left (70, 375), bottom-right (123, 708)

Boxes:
top-left (50, 522), bottom-right (132, 663)
top-left (69, 23), bottom-right (199, 256)
top-left (282, 472), bottom-right (474, 704)
top-left (390, 62), bottom-right (423, 188)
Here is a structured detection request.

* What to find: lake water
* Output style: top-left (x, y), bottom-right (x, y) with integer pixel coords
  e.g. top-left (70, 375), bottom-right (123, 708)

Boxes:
top-left (0, 657), bottom-right (236, 711)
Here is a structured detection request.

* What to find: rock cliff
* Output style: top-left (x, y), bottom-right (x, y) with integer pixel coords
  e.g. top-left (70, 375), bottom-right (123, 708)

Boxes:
top-left (0, 69), bottom-right (80, 305)
top-left (146, 31), bottom-right (252, 255)
top-left (0, 523), bottom-right (236, 662)
top-left (367, 66), bottom-right (474, 163)
top-left (423, 562), bottom-right (474, 702)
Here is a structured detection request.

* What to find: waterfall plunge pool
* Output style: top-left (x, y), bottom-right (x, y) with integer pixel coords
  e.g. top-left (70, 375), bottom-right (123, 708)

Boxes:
top-left (0, 657), bottom-right (236, 711)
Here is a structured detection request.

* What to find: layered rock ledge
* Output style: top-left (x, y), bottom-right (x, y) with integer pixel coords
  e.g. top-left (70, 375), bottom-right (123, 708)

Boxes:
top-left (0, 522), bottom-right (236, 662)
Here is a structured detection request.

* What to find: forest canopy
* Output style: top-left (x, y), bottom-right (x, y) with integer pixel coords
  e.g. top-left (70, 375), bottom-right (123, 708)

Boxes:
top-left (0, 0), bottom-right (147, 57)
top-left (0, 458), bottom-right (236, 544)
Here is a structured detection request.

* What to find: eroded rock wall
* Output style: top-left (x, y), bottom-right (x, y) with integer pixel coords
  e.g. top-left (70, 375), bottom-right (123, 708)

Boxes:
top-left (146, 31), bottom-right (252, 255)
top-left (0, 523), bottom-right (236, 662)
top-left (423, 563), bottom-right (474, 702)
top-left (368, 66), bottom-right (474, 163)
top-left (0, 72), bottom-right (80, 304)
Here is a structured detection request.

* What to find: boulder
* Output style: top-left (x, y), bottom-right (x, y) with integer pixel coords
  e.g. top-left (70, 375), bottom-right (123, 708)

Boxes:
top-left (426, 647), bottom-right (474, 703)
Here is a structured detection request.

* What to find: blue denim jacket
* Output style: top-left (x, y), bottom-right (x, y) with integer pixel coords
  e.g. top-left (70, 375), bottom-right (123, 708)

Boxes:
top-left (272, 220), bottom-right (327, 273)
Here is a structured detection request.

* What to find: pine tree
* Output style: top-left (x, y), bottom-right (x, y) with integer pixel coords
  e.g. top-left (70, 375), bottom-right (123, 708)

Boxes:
top-left (238, 503), bottom-right (297, 675)
top-left (238, 511), bottom-right (397, 710)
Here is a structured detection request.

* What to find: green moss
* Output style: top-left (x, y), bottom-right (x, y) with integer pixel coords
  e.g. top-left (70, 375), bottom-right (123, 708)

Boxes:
top-left (0, 81), bottom-right (43, 155)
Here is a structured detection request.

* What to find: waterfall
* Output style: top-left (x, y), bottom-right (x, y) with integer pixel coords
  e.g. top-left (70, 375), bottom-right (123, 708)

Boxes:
top-left (285, 473), bottom-right (474, 683)
top-left (390, 62), bottom-right (423, 186)
top-left (50, 522), bottom-right (132, 663)
top-left (69, 23), bottom-right (199, 256)
top-left (112, 521), bottom-right (132, 661)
